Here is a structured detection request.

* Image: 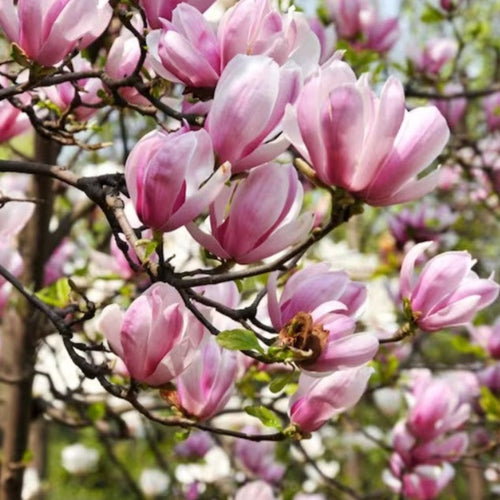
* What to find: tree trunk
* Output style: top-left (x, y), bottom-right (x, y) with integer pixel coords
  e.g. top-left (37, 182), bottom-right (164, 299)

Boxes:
top-left (0, 136), bottom-right (59, 500)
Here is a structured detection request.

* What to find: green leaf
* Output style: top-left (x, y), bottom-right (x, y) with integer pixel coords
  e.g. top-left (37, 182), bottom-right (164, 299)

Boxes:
top-left (174, 428), bottom-right (191, 442)
top-left (135, 238), bottom-right (159, 260)
top-left (479, 387), bottom-right (500, 421)
top-left (35, 278), bottom-right (71, 308)
top-left (22, 449), bottom-right (34, 464)
top-left (266, 345), bottom-right (296, 362)
top-left (86, 402), bottom-right (106, 422)
top-left (217, 329), bottom-right (264, 353)
top-left (244, 405), bottom-right (282, 430)
top-left (10, 42), bottom-right (30, 67)
top-left (269, 370), bottom-right (295, 393)
top-left (450, 335), bottom-right (486, 357)
top-left (421, 4), bottom-right (446, 23)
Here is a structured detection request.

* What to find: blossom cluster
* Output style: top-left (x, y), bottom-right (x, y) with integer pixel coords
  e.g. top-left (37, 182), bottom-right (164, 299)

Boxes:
top-left (0, 0), bottom-right (500, 498)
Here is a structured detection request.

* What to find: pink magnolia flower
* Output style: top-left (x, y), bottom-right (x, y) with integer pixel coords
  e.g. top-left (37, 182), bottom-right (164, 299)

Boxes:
top-left (284, 60), bottom-right (450, 206)
top-left (289, 306), bottom-right (378, 374)
top-left (478, 363), bottom-right (500, 393)
top-left (410, 38), bottom-right (458, 75)
top-left (309, 18), bottom-right (337, 65)
top-left (440, 0), bottom-right (460, 11)
top-left (483, 92), bottom-right (500, 132)
top-left (146, 4), bottom-right (221, 88)
top-left (218, 0), bottom-right (320, 76)
top-left (385, 462), bottom-right (456, 500)
top-left (174, 431), bottom-right (214, 458)
top-left (433, 83), bottom-right (467, 130)
top-left (0, 241), bottom-right (23, 290)
top-left (139, 0), bottom-right (216, 29)
top-left (146, 0), bottom-right (320, 89)
top-left (97, 282), bottom-right (205, 386)
top-left (0, 77), bottom-right (31, 143)
top-left (234, 427), bottom-right (285, 483)
top-left (176, 335), bottom-right (238, 420)
top-left (358, 9), bottom-right (399, 53)
top-left (326, 0), bottom-right (399, 53)
top-left (406, 379), bottom-right (470, 441)
top-left (267, 264), bottom-right (377, 374)
top-left (0, 0), bottom-right (112, 67)
top-left (235, 481), bottom-right (276, 500)
top-left (0, 174), bottom-right (34, 238)
top-left (218, 0), bottom-right (289, 68)
top-left (105, 20), bottom-right (150, 107)
top-left (400, 242), bottom-right (499, 332)
top-left (391, 422), bottom-right (468, 471)
top-left (267, 263), bottom-right (367, 328)
top-left (187, 163), bottom-right (313, 264)
top-left (289, 365), bottom-right (373, 432)
top-left (469, 319), bottom-right (500, 359)
top-left (326, 0), bottom-right (364, 39)
top-left (43, 239), bottom-right (75, 287)
top-left (388, 204), bottom-right (456, 250)
top-left (385, 373), bottom-right (470, 500)
top-left (125, 127), bottom-right (231, 233)
top-left (205, 55), bottom-right (301, 172)
top-left (44, 55), bottom-right (102, 121)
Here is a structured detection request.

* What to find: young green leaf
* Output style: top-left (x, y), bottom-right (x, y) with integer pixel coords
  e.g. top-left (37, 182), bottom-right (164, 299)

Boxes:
top-left (217, 329), bottom-right (264, 354)
top-left (244, 405), bottom-right (282, 430)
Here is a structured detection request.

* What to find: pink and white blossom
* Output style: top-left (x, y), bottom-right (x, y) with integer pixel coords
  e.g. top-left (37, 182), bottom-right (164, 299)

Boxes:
top-left (410, 38), bottom-right (458, 75)
top-left (433, 83), bottom-right (467, 130)
top-left (125, 127), bottom-right (230, 233)
top-left (406, 379), bottom-right (470, 441)
top-left (289, 366), bottom-right (373, 432)
top-left (0, 77), bottom-right (31, 143)
top-left (267, 263), bottom-right (367, 328)
top-left (44, 55), bottom-right (102, 121)
top-left (187, 163), bottom-right (313, 264)
top-left (267, 264), bottom-right (377, 373)
top-left (218, 0), bottom-right (320, 77)
top-left (205, 55), bottom-right (301, 172)
top-left (106, 21), bottom-right (150, 106)
top-left (483, 92), bottom-right (500, 132)
top-left (0, 0), bottom-right (112, 67)
top-left (146, 0), bottom-right (320, 89)
top-left (400, 242), bottom-right (499, 332)
top-left (97, 282), bottom-right (205, 386)
top-left (139, 0), bottom-right (216, 29)
top-left (326, 0), bottom-right (399, 53)
top-left (234, 427), bottom-right (285, 482)
top-left (146, 4), bottom-right (220, 88)
top-left (284, 60), bottom-right (450, 206)
top-left (176, 335), bottom-right (238, 420)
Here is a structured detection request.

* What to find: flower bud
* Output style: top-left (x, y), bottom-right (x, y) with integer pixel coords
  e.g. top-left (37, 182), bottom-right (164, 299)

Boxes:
top-left (400, 242), bottom-right (499, 332)
top-left (125, 127), bottom-right (230, 232)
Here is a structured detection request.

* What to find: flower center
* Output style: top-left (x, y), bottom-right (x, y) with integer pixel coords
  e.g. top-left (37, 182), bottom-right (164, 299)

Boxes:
top-left (278, 312), bottom-right (328, 366)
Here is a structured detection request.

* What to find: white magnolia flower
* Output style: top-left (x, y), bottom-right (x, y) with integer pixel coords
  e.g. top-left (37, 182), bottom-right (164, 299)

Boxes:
top-left (61, 443), bottom-right (99, 475)
top-left (139, 468), bottom-right (170, 497)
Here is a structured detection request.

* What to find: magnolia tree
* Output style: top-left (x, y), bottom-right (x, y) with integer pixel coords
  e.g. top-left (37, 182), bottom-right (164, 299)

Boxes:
top-left (0, 0), bottom-right (500, 499)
